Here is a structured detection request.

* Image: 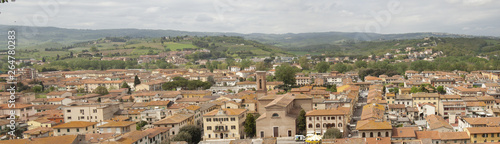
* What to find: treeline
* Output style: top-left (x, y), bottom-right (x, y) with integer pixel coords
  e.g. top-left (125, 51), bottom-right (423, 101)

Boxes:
top-left (162, 77), bottom-right (212, 90)
top-left (41, 59), bottom-right (141, 70)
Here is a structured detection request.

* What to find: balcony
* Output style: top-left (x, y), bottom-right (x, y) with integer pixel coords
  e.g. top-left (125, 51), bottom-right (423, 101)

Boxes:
top-left (213, 125), bottom-right (229, 132)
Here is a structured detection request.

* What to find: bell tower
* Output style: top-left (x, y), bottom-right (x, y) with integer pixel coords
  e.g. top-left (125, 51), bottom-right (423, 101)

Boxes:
top-left (256, 71), bottom-right (267, 97)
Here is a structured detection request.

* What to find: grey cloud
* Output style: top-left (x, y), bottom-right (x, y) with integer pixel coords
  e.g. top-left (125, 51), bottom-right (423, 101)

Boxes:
top-left (0, 0), bottom-right (499, 36)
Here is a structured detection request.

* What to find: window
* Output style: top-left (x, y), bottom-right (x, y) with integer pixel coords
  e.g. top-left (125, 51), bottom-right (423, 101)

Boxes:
top-left (316, 117), bottom-right (319, 120)
top-left (93, 109), bottom-right (97, 113)
top-left (208, 134), bottom-right (211, 138)
top-left (207, 118), bottom-right (211, 122)
top-left (316, 123), bottom-right (320, 128)
top-left (332, 117), bottom-right (335, 120)
top-left (68, 117), bottom-right (72, 120)
top-left (323, 117), bottom-right (326, 120)
top-left (207, 126), bottom-right (212, 130)
top-left (386, 132), bottom-right (389, 137)
top-left (261, 131), bottom-right (264, 138)
top-left (474, 134), bottom-right (477, 138)
top-left (67, 129), bottom-right (70, 132)
top-left (308, 124), bottom-right (313, 128)
top-left (214, 118), bottom-right (218, 121)
top-left (309, 117), bottom-right (312, 121)
top-left (57, 129), bottom-right (60, 132)
top-left (339, 117), bottom-right (342, 120)
top-left (80, 109), bottom-right (84, 114)
top-left (231, 126), bottom-right (236, 129)
top-left (77, 128), bottom-right (80, 132)
top-left (288, 130), bottom-right (292, 137)
top-left (362, 132), bottom-right (366, 138)
top-left (272, 113), bottom-right (279, 117)
top-left (338, 123), bottom-right (342, 127)
top-left (370, 132), bottom-right (373, 137)
top-left (67, 110), bottom-right (71, 113)
top-left (378, 132), bottom-right (381, 137)
top-left (492, 133), bottom-right (495, 137)
top-left (231, 118), bottom-right (236, 121)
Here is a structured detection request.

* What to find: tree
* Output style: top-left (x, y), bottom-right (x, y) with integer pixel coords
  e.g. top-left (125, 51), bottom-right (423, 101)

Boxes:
top-left (315, 62), bottom-right (330, 73)
top-left (275, 63), bottom-right (299, 86)
top-left (90, 46), bottom-right (99, 52)
top-left (323, 128), bottom-right (343, 139)
top-left (244, 113), bottom-right (256, 138)
top-left (299, 56), bottom-right (310, 70)
top-left (178, 125), bottom-right (202, 144)
top-left (326, 84), bottom-right (337, 92)
top-left (296, 109), bottom-right (306, 135)
top-left (410, 86), bottom-right (421, 93)
top-left (42, 57), bottom-right (46, 62)
top-left (355, 60), bottom-right (367, 69)
top-left (32, 85), bottom-right (43, 93)
top-left (94, 86), bottom-right (109, 95)
top-left (437, 86), bottom-right (446, 94)
top-left (134, 75), bottom-right (141, 87)
top-left (171, 131), bottom-right (192, 143)
top-left (332, 63), bottom-right (348, 73)
top-left (56, 54), bottom-right (60, 60)
top-left (121, 82), bottom-right (131, 94)
top-left (136, 121), bottom-right (147, 130)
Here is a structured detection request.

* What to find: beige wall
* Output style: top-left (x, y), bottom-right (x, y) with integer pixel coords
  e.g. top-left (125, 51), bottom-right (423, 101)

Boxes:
top-left (359, 130), bottom-right (392, 138)
top-left (54, 125), bottom-right (97, 136)
top-left (306, 115), bottom-right (345, 135)
top-left (98, 124), bottom-right (135, 134)
top-left (64, 104), bottom-right (120, 122)
top-left (256, 107), bottom-right (296, 138)
top-left (203, 113), bottom-right (246, 140)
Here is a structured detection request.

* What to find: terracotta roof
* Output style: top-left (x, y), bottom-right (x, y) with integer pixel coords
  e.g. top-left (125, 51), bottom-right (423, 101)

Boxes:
top-left (412, 92), bottom-right (439, 98)
top-left (466, 101), bottom-right (486, 107)
top-left (439, 132), bottom-right (469, 140)
top-left (47, 98), bottom-right (66, 102)
top-left (305, 109), bottom-right (347, 116)
top-left (147, 100), bottom-right (171, 106)
top-left (416, 131), bottom-right (440, 140)
top-left (439, 95), bottom-right (461, 99)
top-left (391, 127), bottom-right (417, 138)
top-left (143, 127), bottom-right (172, 138)
top-left (46, 91), bottom-right (69, 96)
top-left (356, 120), bottom-right (392, 130)
top-left (203, 109), bottom-right (247, 116)
top-left (2, 135), bottom-right (78, 144)
top-left (466, 127), bottom-right (500, 134)
top-left (52, 121), bottom-right (98, 128)
top-left (463, 117), bottom-right (500, 125)
top-left (0, 104), bottom-right (34, 109)
top-left (425, 114), bottom-right (452, 130)
top-left (388, 104), bottom-right (406, 109)
top-left (265, 94), bottom-right (294, 108)
top-left (98, 121), bottom-right (136, 128)
top-left (153, 113), bottom-right (194, 125)
top-left (184, 105), bottom-right (201, 111)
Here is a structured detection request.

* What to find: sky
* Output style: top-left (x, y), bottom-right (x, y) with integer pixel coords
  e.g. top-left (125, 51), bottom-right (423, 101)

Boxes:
top-left (0, 0), bottom-right (499, 36)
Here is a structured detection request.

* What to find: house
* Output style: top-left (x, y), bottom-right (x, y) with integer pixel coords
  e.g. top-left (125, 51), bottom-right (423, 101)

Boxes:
top-left (141, 109), bottom-right (168, 124)
top-left (256, 93), bottom-right (312, 138)
top-left (0, 104), bottom-right (36, 121)
top-left (153, 113), bottom-right (194, 136)
top-left (97, 121), bottom-right (136, 134)
top-left (356, 120), bottom-right (392, 138)
top-left (305, 109), bottom-right (349, 136)
top-left (52, 121), bottom-right (98, 136)
top-left (425, 114), bottom-right (453, 132)
top-left (391, 127), bottom-right (418, 141)
top-left (203, 109), bottom-right (247, 140)
top-left (465, 127), bottom-right (500, 143)
top-left (296, 77), bottom-right (311, 85)
top-left (63, 104), bottom-right (120, 122)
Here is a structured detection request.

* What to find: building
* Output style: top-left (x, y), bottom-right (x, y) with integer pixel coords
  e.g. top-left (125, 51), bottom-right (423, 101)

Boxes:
top-left (256, 93), bottom-right (312, 138)
top-left (465, 127), bottom-right (500, 143)
top-left (425, 114), bottom-right (453, 132)
top-left (52, 121), bottom-right (98, 136)
top-left (355, 120), bottom-right (392, 138)
top-left (412, 92), bottom-right (440, 107)
top-left (305, 109), bottom-right (349, 136)
top-left (153, 113), bottom-right (194, 136)
top-left (97, 121), bottom-right (136, 134)
top-left (0, 104), bottom-right (36, 121)
top-left (203, 109), bottom-right (247, 140)
top-left (63, 104), bottom-right (120, 122)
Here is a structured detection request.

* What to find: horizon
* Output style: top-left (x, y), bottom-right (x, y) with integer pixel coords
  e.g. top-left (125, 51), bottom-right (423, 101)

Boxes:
top-left (1, 0), bottom-right (499, 36)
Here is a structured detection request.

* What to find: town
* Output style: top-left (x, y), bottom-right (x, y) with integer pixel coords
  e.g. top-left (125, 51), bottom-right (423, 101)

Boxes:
top-left (1, 46), bottom-right (500, 144)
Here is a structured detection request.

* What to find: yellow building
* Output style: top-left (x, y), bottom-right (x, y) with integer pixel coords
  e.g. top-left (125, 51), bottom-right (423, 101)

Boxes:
top-left (267, 81), bottom-right (284, 90)
top-left (203, 109), bottom-right (247, 140)
top-left (180, 90), bottom-right (211, 98)
top-left (27, 118), bottom-right (56, 130)
top-left (412, 92), bottom-right (440, 107)
top-left (465, 127), bottom-right (500, 143)
top-left (386, 93), bottom-right (395, 104)
top-left (52, 121), bottom-right (98, 136)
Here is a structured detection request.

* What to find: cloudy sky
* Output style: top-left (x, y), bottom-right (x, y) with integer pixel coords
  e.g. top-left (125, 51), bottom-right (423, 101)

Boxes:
top-left (1, 0), bottom-right (499, 36)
